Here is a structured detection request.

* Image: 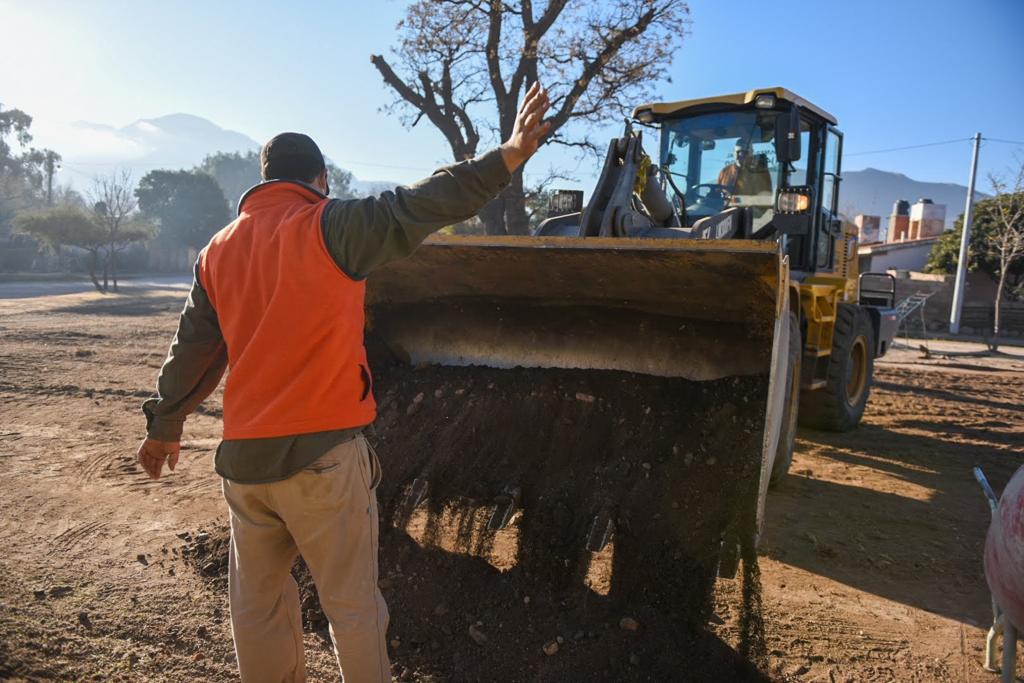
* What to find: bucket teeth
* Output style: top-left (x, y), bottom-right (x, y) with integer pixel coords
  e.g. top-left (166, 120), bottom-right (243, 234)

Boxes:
top-left (487, 485), bottom-right (521, 531)
top-left (586, 508), bottom-right (615, 552)
top-left (717, 535), bottom-right (740, 579)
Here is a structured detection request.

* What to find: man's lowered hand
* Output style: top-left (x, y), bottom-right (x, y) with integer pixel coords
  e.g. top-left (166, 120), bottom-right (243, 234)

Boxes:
top-left (137, 437), bottom-right (180, 480)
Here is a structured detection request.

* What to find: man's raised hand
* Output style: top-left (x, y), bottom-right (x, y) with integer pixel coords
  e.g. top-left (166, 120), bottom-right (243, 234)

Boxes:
top-left (500, 82), bottom-right (552, 173)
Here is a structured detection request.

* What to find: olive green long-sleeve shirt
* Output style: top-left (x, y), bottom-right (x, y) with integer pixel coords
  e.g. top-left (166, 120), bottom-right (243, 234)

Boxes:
top-left (142, 148), bottom-right (510, 483)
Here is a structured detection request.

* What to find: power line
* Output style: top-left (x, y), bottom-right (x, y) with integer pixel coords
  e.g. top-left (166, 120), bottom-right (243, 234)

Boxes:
top-left (844, 137), bottom-right (971, 157)
top-left (983, 137), bottom-right (1024, 145)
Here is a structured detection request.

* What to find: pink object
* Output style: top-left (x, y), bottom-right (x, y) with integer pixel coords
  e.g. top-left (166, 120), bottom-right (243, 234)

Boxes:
top-left (985, 464), bottom-right (1024, 631)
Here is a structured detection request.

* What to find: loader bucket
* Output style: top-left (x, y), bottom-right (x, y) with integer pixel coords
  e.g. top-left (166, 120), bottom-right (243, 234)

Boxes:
top-left (368, 236), bottom-right (781, 381)
top-left (364, 235), bottom-right (791, 672)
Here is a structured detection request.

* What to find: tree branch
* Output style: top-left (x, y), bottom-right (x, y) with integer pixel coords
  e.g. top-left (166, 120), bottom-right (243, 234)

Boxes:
top-left (485, 0), bottom-right (507, 103)
top-left (510, 0), bottom-right (568, 97)
top-left (547, 3), bottom-right (672, 134)
top-left (373, 54), bottom-right (476, 158)
top-left (370, 54), bottom-right (427, 111)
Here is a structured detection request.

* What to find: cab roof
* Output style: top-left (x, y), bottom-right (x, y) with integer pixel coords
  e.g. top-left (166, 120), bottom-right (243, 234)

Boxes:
top-left (632, 87), bottom-right (837, 126)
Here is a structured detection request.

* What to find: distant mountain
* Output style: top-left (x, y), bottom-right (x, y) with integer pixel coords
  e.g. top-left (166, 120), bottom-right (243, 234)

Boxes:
top-left (840, 167), bottom-right (988, 232)
top-left (50, 114), bottom-right (259, 187)
top-left (49, 113), bottom-right (394, 197)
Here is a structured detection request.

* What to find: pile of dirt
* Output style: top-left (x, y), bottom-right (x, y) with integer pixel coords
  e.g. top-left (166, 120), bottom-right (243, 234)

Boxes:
top-left (185, 361), bottom-right (770, 681)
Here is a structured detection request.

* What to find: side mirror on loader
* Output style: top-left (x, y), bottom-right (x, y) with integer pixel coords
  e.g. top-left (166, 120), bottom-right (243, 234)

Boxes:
top-left (774, 105), bottom-right (801, 164)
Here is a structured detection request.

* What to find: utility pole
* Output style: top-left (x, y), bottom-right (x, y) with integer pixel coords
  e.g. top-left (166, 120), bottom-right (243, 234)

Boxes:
top-left (949, 132), bottom-right (982, 334)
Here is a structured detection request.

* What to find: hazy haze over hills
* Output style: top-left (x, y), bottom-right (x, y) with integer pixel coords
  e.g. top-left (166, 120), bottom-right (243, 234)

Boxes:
top-left (42, 114), bottom-right (257, 187)
top-left (41, 113), bottom-right (398, 193)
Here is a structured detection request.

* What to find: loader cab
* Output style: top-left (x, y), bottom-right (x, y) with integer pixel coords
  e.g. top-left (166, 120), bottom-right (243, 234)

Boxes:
top-left (637, 88), bottom-right (843, 276)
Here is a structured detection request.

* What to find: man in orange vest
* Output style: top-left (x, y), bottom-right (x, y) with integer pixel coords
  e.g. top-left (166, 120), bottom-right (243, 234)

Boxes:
top-left (716, 139), bottom-right (773, 198)
top-left (137, 83), bottom-right (551, 682)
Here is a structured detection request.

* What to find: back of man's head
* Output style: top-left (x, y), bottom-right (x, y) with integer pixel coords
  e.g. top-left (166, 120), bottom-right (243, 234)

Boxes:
top-left (260, 132), bottom-right (326, 184)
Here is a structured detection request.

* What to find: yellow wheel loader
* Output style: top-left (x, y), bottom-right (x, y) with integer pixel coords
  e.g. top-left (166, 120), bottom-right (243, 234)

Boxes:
top-left (363, 89), bottom-right (898, 662)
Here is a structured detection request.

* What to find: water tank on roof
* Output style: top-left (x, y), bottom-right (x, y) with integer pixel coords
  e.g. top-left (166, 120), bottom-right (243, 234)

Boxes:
top-left (893, 199), bottom-right (910, 216)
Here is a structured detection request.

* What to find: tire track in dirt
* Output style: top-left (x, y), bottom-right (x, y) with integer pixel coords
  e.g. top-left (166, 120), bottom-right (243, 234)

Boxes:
top-left (172, 478), bottom-right (220, 498)
top-left (0, 381), bottom-right (152, 401)
top-left (79, 452), bottom-right (139, 482)
top-left (50, 520), bottom-right (108, 555)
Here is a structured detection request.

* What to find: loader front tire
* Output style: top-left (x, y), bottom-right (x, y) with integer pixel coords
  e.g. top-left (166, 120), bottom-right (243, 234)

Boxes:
top-left (770, 311), bottom-right (801, 487)
top-left (798, 304), bottom-right (874, 432)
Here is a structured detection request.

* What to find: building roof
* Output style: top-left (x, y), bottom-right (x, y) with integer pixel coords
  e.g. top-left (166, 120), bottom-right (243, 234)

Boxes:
top-left (857, 236), bottom-right (940, 255)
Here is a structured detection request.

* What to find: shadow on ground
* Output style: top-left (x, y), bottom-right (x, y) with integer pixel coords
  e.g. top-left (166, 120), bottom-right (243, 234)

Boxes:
top-left (49, 295), bottom-right (186, 317)
top-left (761, 366), bottom-right (1023, 626)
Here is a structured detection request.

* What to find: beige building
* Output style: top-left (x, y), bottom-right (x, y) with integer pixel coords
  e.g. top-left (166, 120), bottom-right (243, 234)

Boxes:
top-left (887, 199), bottom-right (911, 242)
top-left (908, 198), bottom-right (946, 239)
top-left (888, 198), bottom-right (946, 242)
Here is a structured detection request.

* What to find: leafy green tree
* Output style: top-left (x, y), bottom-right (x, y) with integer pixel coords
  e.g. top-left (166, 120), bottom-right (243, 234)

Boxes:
top-left (198, 150), bottom-right (358, 208)
top-left (926, 194), bottom-right (1024, 299)
top-left (15, 206), bottom-right (108, 291)
top-left (327, 162), bottom-right (356, 200)
top-left (0, 104), bottom-right (61, 233)
top-left (197, 151), bottom-right (261, 212)
top-left (136, 169), bottom-right (231, 251)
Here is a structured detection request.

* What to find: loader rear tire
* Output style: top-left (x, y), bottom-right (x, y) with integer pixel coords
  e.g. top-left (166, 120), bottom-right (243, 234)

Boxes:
top-left (770, 311), bottom-right (801, 487)
top-left (798, 304), bottom-right (874, 432)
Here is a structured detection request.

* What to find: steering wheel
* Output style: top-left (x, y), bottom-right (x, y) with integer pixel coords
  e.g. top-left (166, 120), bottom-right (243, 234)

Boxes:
top-left (690, 183), bottom-right (730, 201)
top-left (686, 183), bottom-right (730, 214)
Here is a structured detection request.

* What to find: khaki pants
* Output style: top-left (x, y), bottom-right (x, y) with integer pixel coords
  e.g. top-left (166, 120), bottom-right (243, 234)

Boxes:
top-left (222, 435), bottom-right (390, 683)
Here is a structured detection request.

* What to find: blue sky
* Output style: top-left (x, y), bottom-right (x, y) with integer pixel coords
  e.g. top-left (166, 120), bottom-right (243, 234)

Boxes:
top-left (2, 0), bottom-right (1022, 193)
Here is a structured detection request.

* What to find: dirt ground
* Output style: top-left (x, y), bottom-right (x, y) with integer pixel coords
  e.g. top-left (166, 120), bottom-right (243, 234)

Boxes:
top-left (1, 281), bottom-right (1022, 682)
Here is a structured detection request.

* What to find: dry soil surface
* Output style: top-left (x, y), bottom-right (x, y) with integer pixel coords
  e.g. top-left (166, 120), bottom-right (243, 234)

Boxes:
top-left (0, 282), bottom-right (1022, 682)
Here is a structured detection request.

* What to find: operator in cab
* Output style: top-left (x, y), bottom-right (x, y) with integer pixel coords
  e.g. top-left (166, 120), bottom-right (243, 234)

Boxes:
top-left (717, 139), bottom-right (773, 199)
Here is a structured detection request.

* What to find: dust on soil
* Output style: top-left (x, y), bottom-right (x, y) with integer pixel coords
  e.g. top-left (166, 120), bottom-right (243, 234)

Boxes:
top-left (1, 282), bottom-right (1023, 681)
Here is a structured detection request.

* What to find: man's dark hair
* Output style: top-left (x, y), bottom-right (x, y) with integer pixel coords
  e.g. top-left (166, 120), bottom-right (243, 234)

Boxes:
top-left (260, 132), bottom-right (326, 183)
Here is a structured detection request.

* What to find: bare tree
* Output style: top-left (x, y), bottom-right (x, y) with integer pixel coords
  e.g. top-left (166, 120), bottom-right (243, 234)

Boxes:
top-left (986, 161), bottom-right (1024, 348)
top-left (371, 0), bottom-right (690, 235)
top-left (90, 170), bottom-right (152, 292)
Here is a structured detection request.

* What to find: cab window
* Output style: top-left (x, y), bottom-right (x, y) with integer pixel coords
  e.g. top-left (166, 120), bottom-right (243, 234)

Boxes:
top-left (817, 128), bottom-right (842, 269)
top-left (660, 110), bottom-right (780, 230)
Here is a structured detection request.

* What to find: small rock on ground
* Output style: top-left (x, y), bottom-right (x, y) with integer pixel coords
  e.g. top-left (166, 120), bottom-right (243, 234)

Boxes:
top-left (467, 624), bottom-right (487, 646)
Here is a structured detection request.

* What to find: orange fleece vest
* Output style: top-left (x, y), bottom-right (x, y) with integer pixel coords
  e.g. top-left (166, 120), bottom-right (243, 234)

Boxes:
top-left (198, 181), bottom-right (376, 440)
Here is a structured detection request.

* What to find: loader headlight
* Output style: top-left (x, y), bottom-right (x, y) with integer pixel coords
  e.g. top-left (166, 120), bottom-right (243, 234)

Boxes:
top-left (776, 187), bottom-right (812, 213)
top-left (754, 94), bottom-right (777, 109)
top-left (634, 108), bottom-right (655, 124)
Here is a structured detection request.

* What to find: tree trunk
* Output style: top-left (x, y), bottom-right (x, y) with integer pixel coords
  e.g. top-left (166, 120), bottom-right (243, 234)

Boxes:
top-left (110, 250), bottom-right (119, 292)
top-left (504, 169), bottom-right (530, 236)
top-left (88, 251), bottom-right (105, 293)
top-left (993, 267), bottom-right (1008, 350)
top-left (479, 195), bottom-right (508, 235)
